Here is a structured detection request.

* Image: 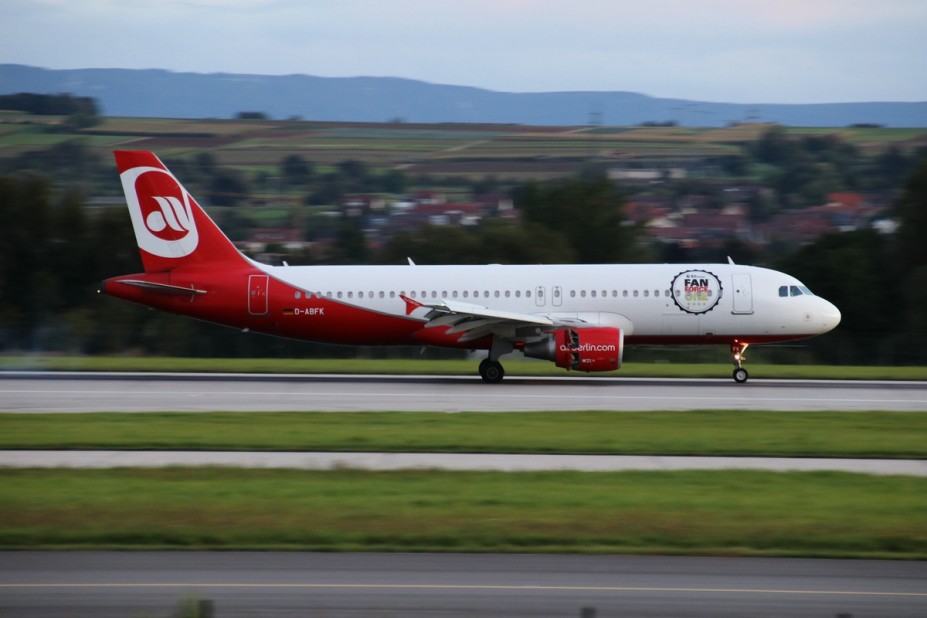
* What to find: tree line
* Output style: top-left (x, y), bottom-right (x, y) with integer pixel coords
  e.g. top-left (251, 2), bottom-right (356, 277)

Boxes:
top-left (0, 93), bottom-right (101, 130)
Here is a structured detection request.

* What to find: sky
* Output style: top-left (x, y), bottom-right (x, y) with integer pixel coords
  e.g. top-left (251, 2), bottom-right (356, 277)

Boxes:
top-left (2, 0), bottom-right (926, 104)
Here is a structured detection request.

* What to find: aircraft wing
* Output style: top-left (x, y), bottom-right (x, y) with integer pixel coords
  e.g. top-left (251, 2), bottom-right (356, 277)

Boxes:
top-left (404, 296), bottom-right (558, 343)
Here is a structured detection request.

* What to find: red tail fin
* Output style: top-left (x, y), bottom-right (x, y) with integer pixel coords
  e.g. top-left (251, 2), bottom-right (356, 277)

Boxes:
top-left (114, 150), bottom-right (246, 273)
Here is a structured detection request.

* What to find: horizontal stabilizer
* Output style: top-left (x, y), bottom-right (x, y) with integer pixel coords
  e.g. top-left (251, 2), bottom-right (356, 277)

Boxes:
top-left (118, 279), bottom-right (207, 296)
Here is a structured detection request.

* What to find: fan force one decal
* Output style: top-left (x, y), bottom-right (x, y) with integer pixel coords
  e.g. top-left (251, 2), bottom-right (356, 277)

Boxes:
top-left (671, 269), bottom-right (722, 314)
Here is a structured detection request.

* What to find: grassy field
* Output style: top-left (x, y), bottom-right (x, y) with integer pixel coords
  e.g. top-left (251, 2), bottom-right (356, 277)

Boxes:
top-left (4, 355), bottom-right (927, 380)
top-left (1, 468), bottom-right (924, 558)
top-left (3, 116), bottom-right (925, 177)
top-left (2, 411), bottom-right (926, 458)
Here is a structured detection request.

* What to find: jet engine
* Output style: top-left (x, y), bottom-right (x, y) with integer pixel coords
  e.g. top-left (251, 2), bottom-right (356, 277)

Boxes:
top-left (523, 327), bottom-right (624, 372)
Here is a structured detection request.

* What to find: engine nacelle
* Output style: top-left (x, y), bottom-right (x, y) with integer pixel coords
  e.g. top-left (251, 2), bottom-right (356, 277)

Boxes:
top-left (523, 327), bottom-right (624, 372)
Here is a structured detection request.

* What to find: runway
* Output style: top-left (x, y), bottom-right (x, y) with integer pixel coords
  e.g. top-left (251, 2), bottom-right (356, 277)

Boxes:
top-left (2, 552), bottom-right (925, 617)
top-left (3, 372), bottom-right (927, 412)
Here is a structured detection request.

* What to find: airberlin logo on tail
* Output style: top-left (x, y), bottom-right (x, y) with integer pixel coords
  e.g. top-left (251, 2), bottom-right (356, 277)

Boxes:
top-left (147, 196), bottom-right (193, 239)
top-left (121, 165), bottom-right (199, 258)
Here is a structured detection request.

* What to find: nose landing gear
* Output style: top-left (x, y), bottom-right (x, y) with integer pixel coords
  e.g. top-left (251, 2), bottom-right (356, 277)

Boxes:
top-left (731, 341), bottom-right (750, 383)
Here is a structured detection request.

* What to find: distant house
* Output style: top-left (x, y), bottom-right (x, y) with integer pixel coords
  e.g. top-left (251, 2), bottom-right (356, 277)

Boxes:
top-left (340, 194), bottom-right (387, 218)
top-left (757, 192), bottom-right (889, 244)
top-left (237, 228), bottom-right (308, 255)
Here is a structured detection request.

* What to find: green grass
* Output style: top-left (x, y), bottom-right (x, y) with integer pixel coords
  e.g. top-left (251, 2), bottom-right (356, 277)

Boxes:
top-left (2, 411), bottom-right (925, 458)
top-left (4, 355), bottom-right (927, 380)
top-left (1, 468), bottom-right (924, 557)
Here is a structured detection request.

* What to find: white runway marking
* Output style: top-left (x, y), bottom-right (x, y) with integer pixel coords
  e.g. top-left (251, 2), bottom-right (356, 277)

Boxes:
top-left (2, 450), bottom-right (926, 475)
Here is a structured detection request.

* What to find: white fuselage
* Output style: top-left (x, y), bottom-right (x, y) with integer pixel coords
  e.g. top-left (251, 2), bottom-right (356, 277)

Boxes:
top-left (253, 261), bottom-right (841, 344)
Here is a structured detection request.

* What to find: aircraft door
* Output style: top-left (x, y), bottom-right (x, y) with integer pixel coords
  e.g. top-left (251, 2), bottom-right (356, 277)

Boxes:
top-left (552, 286), bottom-right (563, 307)
top-left (248, 274), bottom-right (269, 315)
top-left (732, 274), bottom-right (753, 314)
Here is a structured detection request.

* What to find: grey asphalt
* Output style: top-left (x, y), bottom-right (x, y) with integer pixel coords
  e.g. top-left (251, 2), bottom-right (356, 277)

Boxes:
top-left (2, 551), bottom-right (925, 618)
top-left (2, 372), bottom-right (927, 412)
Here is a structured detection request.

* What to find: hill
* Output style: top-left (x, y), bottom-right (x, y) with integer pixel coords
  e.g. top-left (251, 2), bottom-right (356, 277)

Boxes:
top-left (2, 64), bottom-right (926, 127)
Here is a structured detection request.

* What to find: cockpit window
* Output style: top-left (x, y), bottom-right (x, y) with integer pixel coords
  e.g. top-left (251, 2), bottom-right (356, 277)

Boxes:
top-left (779, 285), bottom-right (814, 297)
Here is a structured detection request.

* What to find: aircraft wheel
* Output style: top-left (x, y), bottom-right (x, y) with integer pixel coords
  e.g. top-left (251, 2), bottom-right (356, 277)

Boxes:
top-left (733, 367), bottom-right (749, 383)
top-left (479, 359), bottom-right (505, 384)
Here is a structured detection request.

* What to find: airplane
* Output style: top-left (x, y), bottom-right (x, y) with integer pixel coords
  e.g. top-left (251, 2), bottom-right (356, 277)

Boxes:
top-left (100, 150), bottom-right (841, 383)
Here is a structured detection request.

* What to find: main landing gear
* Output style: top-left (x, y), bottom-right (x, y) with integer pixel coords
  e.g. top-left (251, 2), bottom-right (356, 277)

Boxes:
top-left (479, 338), bottom-right (513, 384)
top-left (731, 341), bottom-right (750, 383)
top-left (479, 358), bottom-right (505, 384)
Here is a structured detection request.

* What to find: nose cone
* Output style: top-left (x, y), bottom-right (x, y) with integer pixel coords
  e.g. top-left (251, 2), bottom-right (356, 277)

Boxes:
top-left (818, 298), bottom-right (841, 334)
